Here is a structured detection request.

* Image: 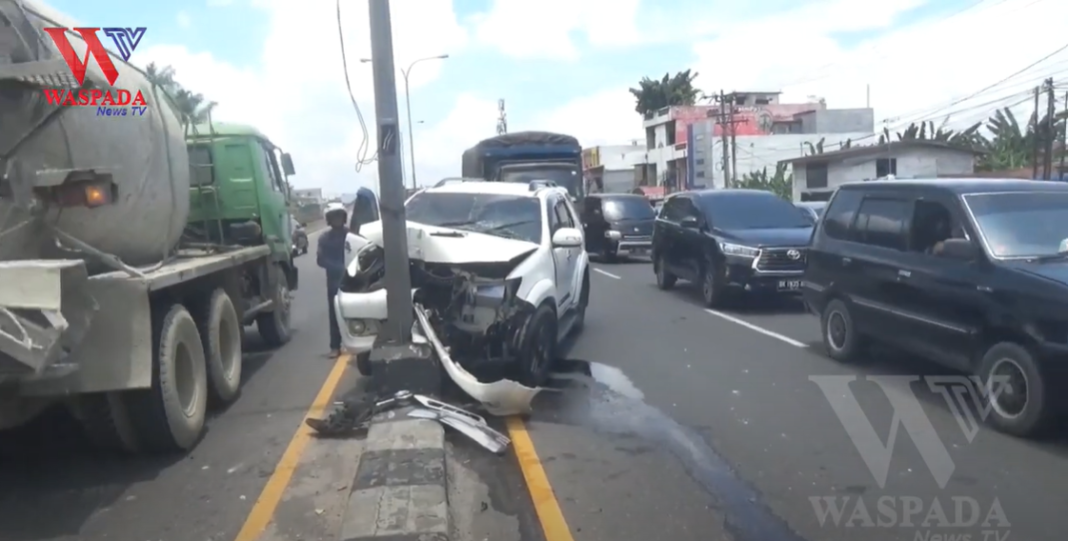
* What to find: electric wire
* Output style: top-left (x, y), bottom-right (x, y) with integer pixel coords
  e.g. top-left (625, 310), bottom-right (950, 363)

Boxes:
top-left (336, 0), bottom-right (378, 172)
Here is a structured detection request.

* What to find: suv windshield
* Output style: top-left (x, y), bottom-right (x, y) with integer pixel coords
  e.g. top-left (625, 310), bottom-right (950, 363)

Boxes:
top-left (499, 166), bottom-right (581, 199)
top-left (603, 197), bottom-right (655, 220)
top-left (405, 191), bottom-right (543, 244)
top-left (964, 192), bottom-right (1068, 258)
top-left (701, 193), bottom-right (813, 229)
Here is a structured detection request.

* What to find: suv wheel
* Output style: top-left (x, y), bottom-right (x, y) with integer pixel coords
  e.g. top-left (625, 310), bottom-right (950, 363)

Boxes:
top-left (977, 342), bottom-right (1053, 437)
top-left (518, 304), bottom-right (558, 387)
top-left (655, 256), bottom-right (677, 290)
top-left (701, 265), bottom-right (725, 307)
top-left (821, 299), bottom-right (865, 362)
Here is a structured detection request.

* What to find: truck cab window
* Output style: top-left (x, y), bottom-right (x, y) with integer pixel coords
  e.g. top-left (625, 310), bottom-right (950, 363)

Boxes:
top-left (261, 144), bottom-right (284, 192)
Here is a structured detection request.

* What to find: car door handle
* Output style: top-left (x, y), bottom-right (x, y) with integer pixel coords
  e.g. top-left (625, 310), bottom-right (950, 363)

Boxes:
top-left (898, 269), bottom-right (911, 278)
top-left (977, 285), bottom-right (993, 292)
top-left (841, 257), bottom-right (852, 266)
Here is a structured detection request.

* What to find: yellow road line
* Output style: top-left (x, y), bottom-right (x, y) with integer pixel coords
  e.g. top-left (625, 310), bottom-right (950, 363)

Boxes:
top-left (233, 353), bottom-right (351, 541)
top-left (505, 416), bottom-right (576, 541)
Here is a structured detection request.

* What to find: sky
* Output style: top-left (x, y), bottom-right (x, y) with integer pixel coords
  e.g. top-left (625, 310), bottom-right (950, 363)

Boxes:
top-left (38, 0), bottom-right (1068, 195)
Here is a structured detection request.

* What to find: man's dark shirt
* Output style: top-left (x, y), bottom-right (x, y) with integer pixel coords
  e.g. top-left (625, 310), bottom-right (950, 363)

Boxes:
top-left (317, 227), bottom-right (348, 294)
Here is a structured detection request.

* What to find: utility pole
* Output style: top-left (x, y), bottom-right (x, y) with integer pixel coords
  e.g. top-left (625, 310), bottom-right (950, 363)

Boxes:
top-left (367, 0), bottom-right (413, 344)
top-left (496, 99), bottom-right (507, 135)
top-left (717, 91), bottom-right (731, 187)
top-left (729, 98), bottom-right (738, 186)
top-left (715, 91), bottom-right (746, 188)
top-left (1033, 85), bottom-right (1041, 180)
top-left (1043, 78), bottom-right (1056, 180)
top-left (1060, 91), bottom-right (1067, 180)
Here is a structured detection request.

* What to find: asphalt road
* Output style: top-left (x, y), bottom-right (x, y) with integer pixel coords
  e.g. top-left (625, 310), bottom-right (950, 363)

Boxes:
top-left (523, 255), bottom-right (1068, 541)
top-left (0, 227), bottom-right (352, 541)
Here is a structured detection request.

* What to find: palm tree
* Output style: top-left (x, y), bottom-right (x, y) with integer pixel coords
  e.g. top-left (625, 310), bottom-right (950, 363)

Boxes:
top-left (629, 70), bottom-right (703, 116)
top-left (144, 62), bottom-right (217, 124)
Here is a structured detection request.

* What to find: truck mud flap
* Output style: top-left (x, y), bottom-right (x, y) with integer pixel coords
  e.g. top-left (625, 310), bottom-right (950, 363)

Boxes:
top-left (0, 260), bottom-right (96, 377)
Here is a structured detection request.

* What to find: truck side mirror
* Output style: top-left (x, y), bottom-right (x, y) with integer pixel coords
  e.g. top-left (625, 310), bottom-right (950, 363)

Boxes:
top-left (281, 153), bottom-right (296, 176)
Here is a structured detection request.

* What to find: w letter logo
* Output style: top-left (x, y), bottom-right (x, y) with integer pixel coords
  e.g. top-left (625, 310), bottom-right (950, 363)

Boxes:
top-left (42, 27), bottom-right (146, 87)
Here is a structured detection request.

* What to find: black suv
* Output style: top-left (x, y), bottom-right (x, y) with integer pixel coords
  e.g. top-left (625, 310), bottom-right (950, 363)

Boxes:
top-left (652, 189), bottom-right (814, 306)
top-left (581, 193), bottom-right (656, 260)
top-left (804, 179), bottom-right (1068, 437)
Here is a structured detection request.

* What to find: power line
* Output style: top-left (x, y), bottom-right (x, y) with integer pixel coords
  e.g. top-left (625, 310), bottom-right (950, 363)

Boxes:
top-left (336, 0), bottom-right (379, 171)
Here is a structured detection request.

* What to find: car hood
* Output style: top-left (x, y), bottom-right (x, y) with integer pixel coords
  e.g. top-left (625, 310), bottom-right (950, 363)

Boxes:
top-left (716, 227), bottom-right (813, 247)
top-left (356, 220), bottom-right (539, 267)
top-left (1004, 260), bottom-right (1068, 287)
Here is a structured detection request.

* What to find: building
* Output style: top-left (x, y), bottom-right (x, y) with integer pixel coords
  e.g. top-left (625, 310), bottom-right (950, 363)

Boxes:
top-left (779, 141), bottom-right (983, 202)
top-left (638, 91), bottom-right (874, 190)
top-left (582, 144), bottom-right (647, 193)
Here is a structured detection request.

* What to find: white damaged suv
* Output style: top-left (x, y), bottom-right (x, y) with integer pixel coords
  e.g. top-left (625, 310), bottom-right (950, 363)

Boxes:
top-left (334, 179), bottom-right (590, 385)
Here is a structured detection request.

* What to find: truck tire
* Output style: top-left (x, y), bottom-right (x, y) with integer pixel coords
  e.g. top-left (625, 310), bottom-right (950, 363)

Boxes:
top-left (195, 289), bottom-right (243, 406)
top-left (70, 392), bottom-right (140, 453)
top-left (257, 266), bottom-right (292, 347)
top-left (127, 303), bottom-right (209, 453)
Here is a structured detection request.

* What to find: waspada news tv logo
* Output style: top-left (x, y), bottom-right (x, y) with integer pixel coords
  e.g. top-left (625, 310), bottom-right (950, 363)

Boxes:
top-left (41, 27), bottom-right (149, 116)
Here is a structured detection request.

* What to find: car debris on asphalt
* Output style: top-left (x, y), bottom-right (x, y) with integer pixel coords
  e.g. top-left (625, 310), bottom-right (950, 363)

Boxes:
top-left (305, 387), bottom-right (512, 454)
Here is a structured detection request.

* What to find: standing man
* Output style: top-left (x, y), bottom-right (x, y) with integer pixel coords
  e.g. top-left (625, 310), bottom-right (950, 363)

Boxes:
top-left (318, 203), bottom-right (350, 358)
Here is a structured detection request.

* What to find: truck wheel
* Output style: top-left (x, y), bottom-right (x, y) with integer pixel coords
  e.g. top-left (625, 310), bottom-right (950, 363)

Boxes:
top-left (257, 268), bottom-right (292, 347)
top-left (127, 304), bottom-right (209, 453)
top-left (70, 393), bottom-right (140, 454)
top-left (196, 289), bottom-right (243, 406)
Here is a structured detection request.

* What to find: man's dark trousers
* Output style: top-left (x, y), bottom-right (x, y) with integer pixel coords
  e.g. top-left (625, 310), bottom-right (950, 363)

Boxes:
top-left (327, 287), bottom-right (342, 351)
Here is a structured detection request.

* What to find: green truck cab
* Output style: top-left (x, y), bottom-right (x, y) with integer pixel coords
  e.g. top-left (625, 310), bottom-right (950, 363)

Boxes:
top-left (185, 122), bottom-right (299, 274)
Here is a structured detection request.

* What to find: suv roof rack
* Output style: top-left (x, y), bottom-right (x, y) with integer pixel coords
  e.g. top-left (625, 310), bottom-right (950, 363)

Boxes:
top-left (433, 177), bottom-right (485, 188)
top-left (528, 180), bottom-right (557, 191)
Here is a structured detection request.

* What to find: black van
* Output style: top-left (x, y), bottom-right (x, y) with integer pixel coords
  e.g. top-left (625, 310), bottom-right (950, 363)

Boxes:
top-left (581, 193), bottom-right (656, 261)
top-left (804, 178), bottom-right (1068, 437)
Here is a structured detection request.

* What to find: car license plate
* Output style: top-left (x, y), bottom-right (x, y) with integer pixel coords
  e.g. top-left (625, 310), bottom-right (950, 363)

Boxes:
top-left (778, 280), bottom-right (801, 291)
top-left (630, 247), bottom-right (647, 255)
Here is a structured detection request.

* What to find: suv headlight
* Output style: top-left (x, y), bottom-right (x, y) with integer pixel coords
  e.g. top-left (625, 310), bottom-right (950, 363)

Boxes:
top-left (719, 242), bottom-right (760, 258)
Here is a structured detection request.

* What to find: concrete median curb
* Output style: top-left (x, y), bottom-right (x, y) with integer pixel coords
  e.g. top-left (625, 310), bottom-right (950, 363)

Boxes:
top-left (339, 417), bottom-right (450, 541)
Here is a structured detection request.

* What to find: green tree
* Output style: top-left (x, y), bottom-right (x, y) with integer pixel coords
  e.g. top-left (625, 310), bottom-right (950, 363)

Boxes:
top-left (145, 62), bottom-right (217, 124)
top-left (737, 163), bottom-right (793, 200)
top-left (629, 70), bottom-right (702, 116)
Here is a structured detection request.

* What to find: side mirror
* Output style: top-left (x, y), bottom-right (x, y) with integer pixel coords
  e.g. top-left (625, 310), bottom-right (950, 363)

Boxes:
top-left (281, 153), bottom-right (296, 176)
top-left (940, 238), bottom-right (979, 260)
top-left (552, 227), bottom-right (583, 248)
top-left (680, 217), bottom-right (700, 229)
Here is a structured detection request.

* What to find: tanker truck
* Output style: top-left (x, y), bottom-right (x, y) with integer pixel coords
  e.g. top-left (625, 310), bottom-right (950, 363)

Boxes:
top-left (0, 0), bottom-right (299, 454)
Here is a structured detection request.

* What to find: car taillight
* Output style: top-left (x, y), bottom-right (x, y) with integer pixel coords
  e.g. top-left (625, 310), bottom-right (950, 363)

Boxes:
top-left (53, 181), bottom-right (114, 208)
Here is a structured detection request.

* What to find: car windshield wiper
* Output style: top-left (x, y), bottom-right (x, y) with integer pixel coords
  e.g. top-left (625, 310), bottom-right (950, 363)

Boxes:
top-left (1030, 251), bottom-right (1068, 262)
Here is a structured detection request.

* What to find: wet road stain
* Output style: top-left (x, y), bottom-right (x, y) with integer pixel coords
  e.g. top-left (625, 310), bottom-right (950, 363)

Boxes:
top-left (536, 359), bottom-right (810, 541)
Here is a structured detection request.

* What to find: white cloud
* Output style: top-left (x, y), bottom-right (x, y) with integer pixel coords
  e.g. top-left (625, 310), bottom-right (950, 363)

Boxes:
top-left (176, 10), bottom-right (192, 29)
top-left (692, 0), bottom-right (1068, 135)
top-left (138, 0), bottom-right (467, 194)
top-left (471, 0), bottom-right (644, 60)
top-left (515, 0), bottom-right (1068, 156)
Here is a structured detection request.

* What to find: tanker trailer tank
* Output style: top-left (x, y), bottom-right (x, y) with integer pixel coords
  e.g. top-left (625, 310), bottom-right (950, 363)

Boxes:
top-left (0, 0), bottom-right (190, 271)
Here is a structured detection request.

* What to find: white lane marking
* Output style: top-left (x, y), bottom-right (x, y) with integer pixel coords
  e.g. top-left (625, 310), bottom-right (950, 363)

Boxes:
top-left (593, 268), bottom-right (621, 279)
top-left (704, 308), bottom-right (808, 348)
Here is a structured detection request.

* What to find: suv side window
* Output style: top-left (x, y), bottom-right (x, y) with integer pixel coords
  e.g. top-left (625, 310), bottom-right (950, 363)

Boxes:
top-left (551, 196), bottom-right (575, 231)
top-left (660, 197), bottom-right (683, 221)
top-left (855, 197), bottom-right (910, 250)
top-left (822, 189), bottom-right (863, 240)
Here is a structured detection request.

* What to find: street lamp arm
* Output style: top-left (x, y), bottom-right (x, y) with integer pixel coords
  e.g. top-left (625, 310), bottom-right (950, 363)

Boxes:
top-left (400, 54), bottom-right (448, 191)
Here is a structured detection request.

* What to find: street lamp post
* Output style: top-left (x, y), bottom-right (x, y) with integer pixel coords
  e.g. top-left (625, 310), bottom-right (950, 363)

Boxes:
top-left (359, 54), bottom-right (448, 190)
top-left (400, 55), bottom-right (448, 190)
